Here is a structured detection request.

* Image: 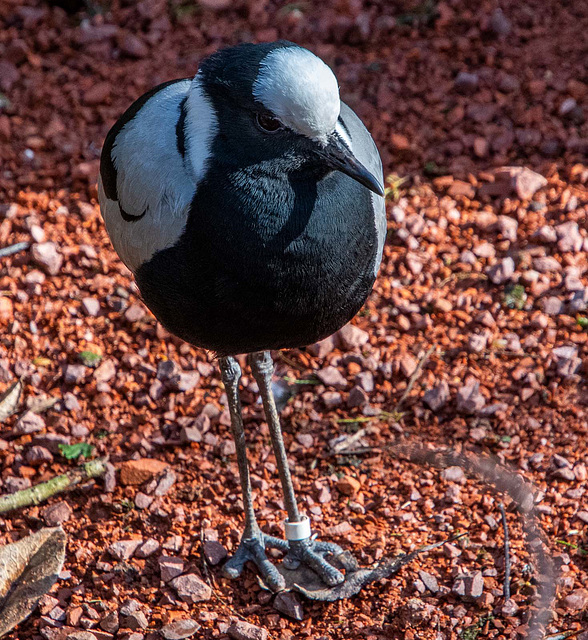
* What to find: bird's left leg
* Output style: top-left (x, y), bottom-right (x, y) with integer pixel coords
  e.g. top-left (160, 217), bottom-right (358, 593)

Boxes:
top-left (218, 356), bottom-right (288, 592)
top-left (249, 351), bottom-right (345, 587)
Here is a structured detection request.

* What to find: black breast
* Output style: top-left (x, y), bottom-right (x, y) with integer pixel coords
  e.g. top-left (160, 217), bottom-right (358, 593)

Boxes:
top-left (136, 165), bottom-right (378, 356)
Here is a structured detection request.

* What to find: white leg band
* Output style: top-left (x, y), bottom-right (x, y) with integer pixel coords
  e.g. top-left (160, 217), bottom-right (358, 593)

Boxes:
top-left (284, 515), bottom-right (311, 541)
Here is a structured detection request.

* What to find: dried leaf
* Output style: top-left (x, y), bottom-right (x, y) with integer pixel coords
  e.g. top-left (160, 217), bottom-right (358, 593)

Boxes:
top-left (0, 527), bottom-right (66, 637)
top-left (0, 379), bottom-right (23, 423)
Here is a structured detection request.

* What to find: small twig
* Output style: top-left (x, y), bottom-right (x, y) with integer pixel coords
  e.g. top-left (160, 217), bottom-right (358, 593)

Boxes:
top-left (396, 346), bottom-right (435, 410)
top-left (0, 241), bottom-right (30, 259)
top-left (438, 271), bottom-right (488, 288)
top-left (0, 458), bottom-right (107, 514)
top-left (499, 501), bottom-right (511, 599)
top-left (199, 527), bottom-right (248, 622)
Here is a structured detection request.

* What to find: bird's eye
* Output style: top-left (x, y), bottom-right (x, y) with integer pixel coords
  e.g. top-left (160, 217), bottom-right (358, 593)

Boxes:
top-left (256, 113), bottom-right (282, 133)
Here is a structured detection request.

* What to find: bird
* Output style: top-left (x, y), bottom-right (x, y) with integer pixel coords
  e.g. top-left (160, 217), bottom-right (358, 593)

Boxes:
top-left (98, 40), bottom-right (386, 592)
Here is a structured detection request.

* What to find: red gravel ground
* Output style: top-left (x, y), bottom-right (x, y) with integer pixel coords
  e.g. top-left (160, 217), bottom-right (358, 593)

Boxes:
top-left (1, 1), bottom-right (587, 639)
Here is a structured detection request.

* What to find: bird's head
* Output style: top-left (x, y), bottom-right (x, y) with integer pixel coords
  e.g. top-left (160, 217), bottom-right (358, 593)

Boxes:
top-left (190, 41), bottom-right (384, 196)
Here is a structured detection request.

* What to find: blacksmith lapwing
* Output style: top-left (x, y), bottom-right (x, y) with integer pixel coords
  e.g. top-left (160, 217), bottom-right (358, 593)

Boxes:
top-left (99, 40), bottom-right (386, 592)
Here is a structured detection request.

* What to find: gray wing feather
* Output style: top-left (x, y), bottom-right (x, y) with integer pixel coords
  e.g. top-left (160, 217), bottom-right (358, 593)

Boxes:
top-left (339, 102), bottom-right (387, 275)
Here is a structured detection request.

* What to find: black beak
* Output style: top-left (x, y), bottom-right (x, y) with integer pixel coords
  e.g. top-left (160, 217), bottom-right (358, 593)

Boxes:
top-left (316, 136), bottom-right (385, 197)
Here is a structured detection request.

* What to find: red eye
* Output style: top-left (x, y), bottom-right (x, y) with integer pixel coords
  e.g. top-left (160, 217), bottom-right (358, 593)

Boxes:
top-left (256, 113), bottom-right (282, 133)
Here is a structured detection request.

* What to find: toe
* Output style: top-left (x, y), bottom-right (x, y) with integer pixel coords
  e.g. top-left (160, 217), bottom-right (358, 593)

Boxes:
top-left (263, 534), bottom-right (290, 552)
top-left (312, 540), bottom-right (343, 555)
top-left (223, 551), bottom-right (248, 579)
top-left (303, 549), bottom-right (345, 586)
top-left (251, 545), bottom-right (286, 591)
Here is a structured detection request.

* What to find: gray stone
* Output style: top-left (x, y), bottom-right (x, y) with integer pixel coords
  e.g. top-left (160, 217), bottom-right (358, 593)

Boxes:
top-left (454, 71), bottom-right (478, 94)
top-left (26, 445), bottom-right (53, 464)
top-left (347, 385), bottom-right (368, 408)
top-left (423, 381), bottom-right (450, 412)
top-left (170, 574), bottom-right (212, 602)
top-left (203, 540), bottom-right (227, 566)
top-left (418, 570), bottom-right (439, 593)
top-left (456, 380), bottom-right (485, 414)
top-left (159, 556), bottom-right (185, 582)
top-left (99, 610), bottom-right (119, 633)
top-left (227, 620), bottom-right (268, 640)
top-left (108, 539), bottom-right (142, 561)
top-left (273, 591), bottom-right (304, 620)
top-left (63, 364), bottom-right (87, 385)
top-left (135, 538), bottom-right (159, 558)
top-left (14, 410), bottom-right (45, 435)
top-left (41, 500), bottom-right (73, 526)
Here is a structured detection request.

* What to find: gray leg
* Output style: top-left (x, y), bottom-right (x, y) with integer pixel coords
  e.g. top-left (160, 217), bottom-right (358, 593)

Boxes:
top-left (218, 356), bottom-right (287, 591)
top-left (249, 351), bottom-right (345, 587)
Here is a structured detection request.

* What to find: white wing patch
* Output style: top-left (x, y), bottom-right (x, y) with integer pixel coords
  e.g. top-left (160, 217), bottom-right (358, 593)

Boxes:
top-left (99, 79), bottom-right (216, 273)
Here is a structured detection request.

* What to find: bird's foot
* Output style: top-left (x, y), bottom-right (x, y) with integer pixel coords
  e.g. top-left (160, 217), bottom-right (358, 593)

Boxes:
top-left (283, 537), bottom-right (345, 587)
top-left (223, 530), bottom-right (289, 592)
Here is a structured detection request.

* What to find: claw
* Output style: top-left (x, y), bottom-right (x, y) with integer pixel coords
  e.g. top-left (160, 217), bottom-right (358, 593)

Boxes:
top-left (223, 533), bottom-right (287, 592)
top-left (285, 538), bottom-right (345, 587)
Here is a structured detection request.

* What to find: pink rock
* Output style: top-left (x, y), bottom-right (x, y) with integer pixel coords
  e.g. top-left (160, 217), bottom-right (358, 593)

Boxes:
top-left (31, 242), bottom-right (63, 276)
top-left (94, 359), bottom-right (116, 383)
top-left (316, 366), bottom-right (347, 389)
top-left (399, 354), bottom-right (417, 378)
top-left (556, 221), bottom-right (583, 253)
top-left (454, 71), bottom-right (478, 94)
top-left (306, 335), bottom-right (336, 358)
top-left (322, 391), bottom-right (342, 409)
top-left (81, 297), bottom-right (100, 316)
top-left (120, 33), bottom-right (149, 58)
top-left (108, 538), bottom-right (142, 561)
top-left (0, 61), bottom-right (19, 91)
top-left (486, 257), bottom-right (515, 284)
top-left (337, 324), bottom-right (369, 350)
top-left (63, 364), bottom-right (87, 385)
top-left (563, 588), bottom-right (588, 611)
top-left (532, 256), bottom-right (561, 272)
top-left (125, 304), bottom-right (146, 323)
top-left (496, 216), bottom-right (518, 242)
top-left (135, 538), bottom-right (160, 558)
top-left (161, 619), bottom-right (201, 640)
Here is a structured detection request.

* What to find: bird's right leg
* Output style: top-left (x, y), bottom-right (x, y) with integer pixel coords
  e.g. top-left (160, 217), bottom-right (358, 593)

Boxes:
top-left (218, 356), bottom-right (287, 591)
